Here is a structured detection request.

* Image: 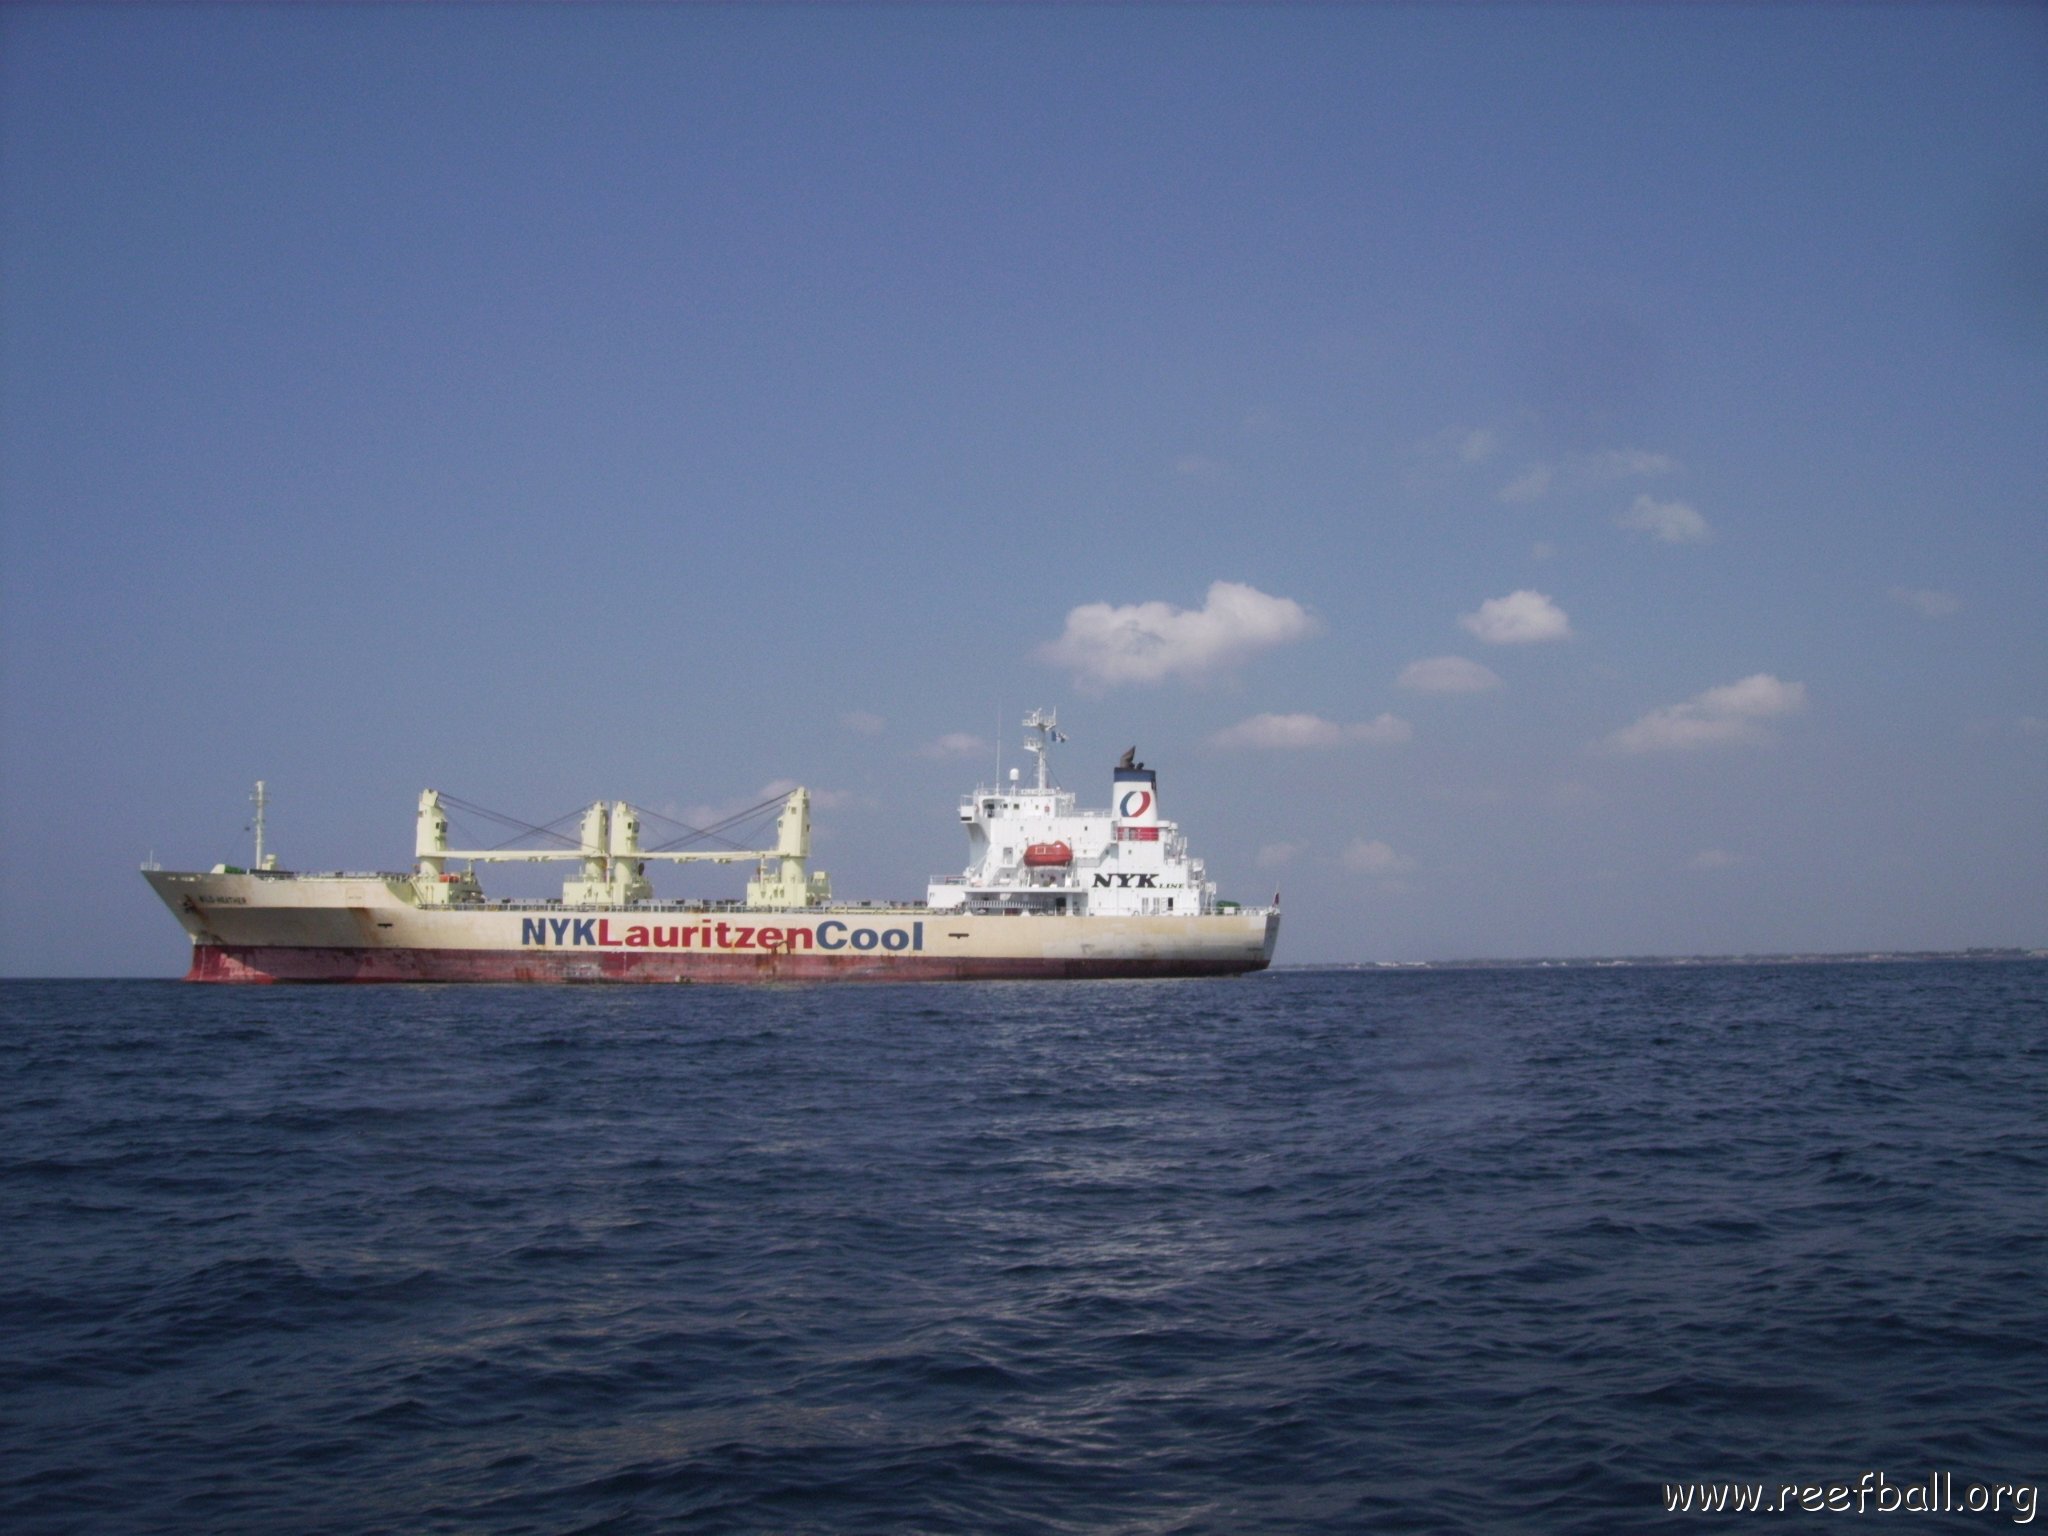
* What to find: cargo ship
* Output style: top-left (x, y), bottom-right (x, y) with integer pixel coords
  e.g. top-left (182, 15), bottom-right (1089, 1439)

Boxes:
top-left (144, 711), bottom-right (1280, 982)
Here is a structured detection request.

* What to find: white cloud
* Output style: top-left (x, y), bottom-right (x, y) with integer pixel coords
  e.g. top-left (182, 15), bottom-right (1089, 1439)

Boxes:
top-left (1406, 421), bottom-right (1527, 494)
top-left (1498, 447), bottom-right (1677, 504)
top-left (1585, 448), bottom-right (1680, 480)
top-left (1606, 673), bottom-right (1808, 754)
top-left (1698, 674), bottom-right (1806, 717)
top-left (1457, 428), bottom-right (1500, 464)
top-left (1255, 842), bottom-right (1303, 869)
top-left (918, 732), bottom-right (992, 760)
top-left (1460, 590), bottom-right (1572, 645)
top-left (1618, 494), bottom-right (1712, 544)
top-left (841, 711), bottom-right (886, 736)
top-left (1211, 712), bottom-right (1412, 749)
top-left (1172, 453), bottom-right (1225, 481)
top-left (1398, 655), bottom-right (1503, 694)
top-left (1412, 422), bottom-right (1502, 466)
top-left (1342, 839), bottom-right (1417, 876)
top-left (1497, 463), bottom-right (1554, 503)
top-left (1890, 585), bottom-right (1960, 618)
top-left (1038, 580), bottom-right (1315, 690)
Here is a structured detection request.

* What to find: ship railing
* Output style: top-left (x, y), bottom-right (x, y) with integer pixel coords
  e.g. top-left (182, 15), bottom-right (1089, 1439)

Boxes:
top-left (283, 870), bottom-right (416, 881)
top-left (424, 892), bottom-right (1279, 917)
top-left (451, 897), bottom-right (938, 914)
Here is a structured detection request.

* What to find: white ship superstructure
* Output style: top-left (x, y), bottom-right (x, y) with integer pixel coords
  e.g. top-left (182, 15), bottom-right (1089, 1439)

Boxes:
top-left (144, 711), bottom-right (1279, 983)
top-left (930, 710), bottom-right (1224, 920)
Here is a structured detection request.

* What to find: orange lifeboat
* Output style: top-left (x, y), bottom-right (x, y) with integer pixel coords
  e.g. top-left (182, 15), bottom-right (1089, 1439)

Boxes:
top-left (1022, 841), bottom-right (1072, 867)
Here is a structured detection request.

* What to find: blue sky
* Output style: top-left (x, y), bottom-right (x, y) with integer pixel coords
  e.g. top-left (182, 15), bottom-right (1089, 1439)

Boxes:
top-left (3, 4), bottom-right (2043, 973)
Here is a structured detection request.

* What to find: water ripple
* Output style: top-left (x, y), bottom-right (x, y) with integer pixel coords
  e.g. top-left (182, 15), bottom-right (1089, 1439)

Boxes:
top-left (1, 964), bottom-right (2043, 1533)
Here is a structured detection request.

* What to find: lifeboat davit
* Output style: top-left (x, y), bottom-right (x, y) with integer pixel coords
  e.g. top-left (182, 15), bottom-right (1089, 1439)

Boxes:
top-left (1023, 841), bottom-right (1073, 867)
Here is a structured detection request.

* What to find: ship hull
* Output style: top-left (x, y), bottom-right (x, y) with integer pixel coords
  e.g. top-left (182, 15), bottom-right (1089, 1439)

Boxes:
top-left (147, 871), bottom-right (1278, 984)
top-left (182, 944), bottom-right (1267, 984)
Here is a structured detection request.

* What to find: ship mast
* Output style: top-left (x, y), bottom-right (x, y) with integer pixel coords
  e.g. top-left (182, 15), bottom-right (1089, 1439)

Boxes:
top-left (251, 781), bottom-right (267, 870)
top-left (1020, 708), bottom-right (1066, 792)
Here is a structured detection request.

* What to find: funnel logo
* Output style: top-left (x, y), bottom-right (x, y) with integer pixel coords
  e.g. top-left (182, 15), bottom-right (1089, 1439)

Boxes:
top-left (1118, 789), bottom-right (1154, 819)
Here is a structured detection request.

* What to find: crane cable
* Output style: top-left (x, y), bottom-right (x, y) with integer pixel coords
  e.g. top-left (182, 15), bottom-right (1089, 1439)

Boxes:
top-left (435, 793), bottom-right (583, 850)
top-left (633, 792), bottom-right (790, 854)
top-left (430, 790), bottom-right (793, 856)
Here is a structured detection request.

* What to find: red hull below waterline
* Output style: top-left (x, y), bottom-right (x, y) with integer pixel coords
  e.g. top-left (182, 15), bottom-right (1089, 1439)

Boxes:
top-left (184, 944), bottom-right (1267, 985)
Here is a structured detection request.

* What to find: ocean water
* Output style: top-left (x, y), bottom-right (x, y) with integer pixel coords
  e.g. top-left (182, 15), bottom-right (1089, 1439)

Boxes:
top-left (2, 963), bottom-right (2043, 1534)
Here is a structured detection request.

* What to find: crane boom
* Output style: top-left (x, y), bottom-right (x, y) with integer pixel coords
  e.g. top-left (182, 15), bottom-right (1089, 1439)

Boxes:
top-left (411, 787), bottom-right (829, 908)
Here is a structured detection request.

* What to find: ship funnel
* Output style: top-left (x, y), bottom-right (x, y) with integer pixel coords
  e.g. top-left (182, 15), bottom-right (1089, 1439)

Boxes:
top-left (1113, 753), bottom-right (1160, 842)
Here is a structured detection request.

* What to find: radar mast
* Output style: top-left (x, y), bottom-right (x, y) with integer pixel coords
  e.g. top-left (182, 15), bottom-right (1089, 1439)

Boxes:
top-left (1021, 708), bottom-right (1066, 792)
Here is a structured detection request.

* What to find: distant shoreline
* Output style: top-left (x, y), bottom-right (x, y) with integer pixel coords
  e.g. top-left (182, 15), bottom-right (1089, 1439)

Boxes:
top-left (1279, 948), bottom-right (2047, 972)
